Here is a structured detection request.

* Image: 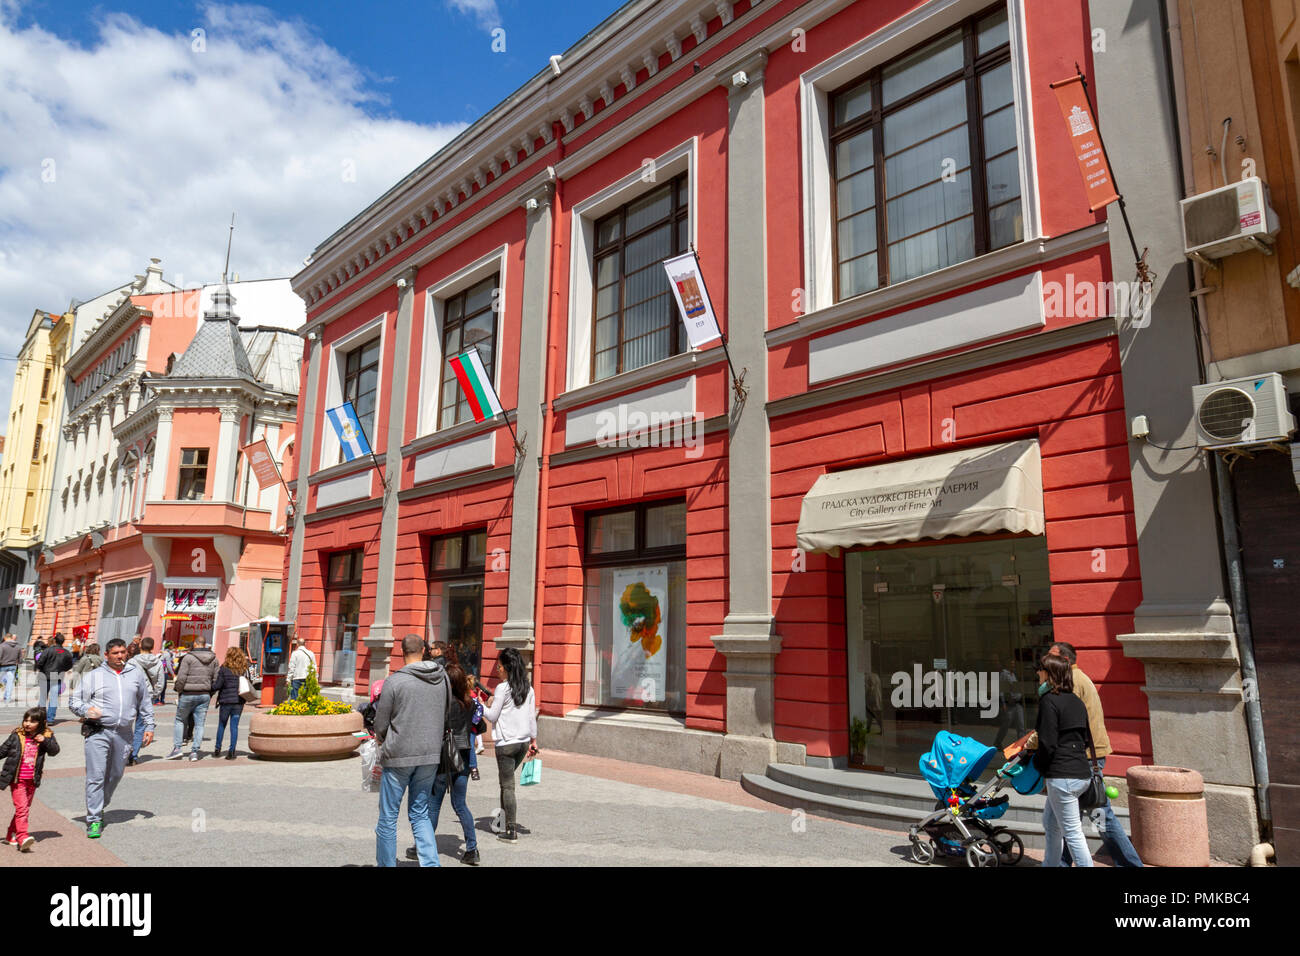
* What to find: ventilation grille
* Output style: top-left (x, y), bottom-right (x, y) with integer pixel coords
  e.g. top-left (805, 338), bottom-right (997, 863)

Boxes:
top-left (1197, 387), bottom-right (1255, 441)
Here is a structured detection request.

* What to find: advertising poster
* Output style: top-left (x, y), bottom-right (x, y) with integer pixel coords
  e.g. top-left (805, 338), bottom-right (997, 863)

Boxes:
top-left (662, 252), bottom-right (722, 349)
top-left (610, 565), bottom-right (668, 703)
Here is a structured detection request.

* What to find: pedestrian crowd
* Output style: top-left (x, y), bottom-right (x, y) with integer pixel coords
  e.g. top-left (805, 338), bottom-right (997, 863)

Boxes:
top-left (372, 638), bottom-right (538, 867)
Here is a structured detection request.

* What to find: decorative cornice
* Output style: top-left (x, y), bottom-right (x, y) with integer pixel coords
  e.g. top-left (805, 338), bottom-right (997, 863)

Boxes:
top-left (305, 454), bottom-right (386, 487)
top-left (551, 345), bottom-right (727, 413)
top-left (766, 317), bottom-right (1119, 420)
top-left (396, 464), bottom-right (515, 503)
top-left (764, 222), bottom-right (1111, 348)
top-left (290, 0), bottom-right (817, 309)
top-left (400, 409), bottom-right (518, 460)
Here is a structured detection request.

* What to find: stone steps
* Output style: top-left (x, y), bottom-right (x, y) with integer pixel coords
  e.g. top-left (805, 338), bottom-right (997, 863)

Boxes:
top-left (742, 763), bottom-right (1124, 853)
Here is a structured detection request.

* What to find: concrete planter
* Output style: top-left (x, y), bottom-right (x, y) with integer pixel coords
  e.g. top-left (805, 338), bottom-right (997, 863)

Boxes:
top-left (247, 709), bottom-right (364, 760)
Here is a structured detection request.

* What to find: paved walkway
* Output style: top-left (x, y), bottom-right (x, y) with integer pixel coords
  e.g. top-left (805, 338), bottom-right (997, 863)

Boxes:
top-left (0, 670), bottom-right (1029, 868)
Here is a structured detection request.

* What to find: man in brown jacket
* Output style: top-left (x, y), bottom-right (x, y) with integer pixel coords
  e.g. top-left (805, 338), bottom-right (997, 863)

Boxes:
top-left (1049, 642), bottom-right (1143, 867)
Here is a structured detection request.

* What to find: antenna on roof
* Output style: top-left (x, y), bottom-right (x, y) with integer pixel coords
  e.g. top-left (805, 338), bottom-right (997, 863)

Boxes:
top-left (222, 213), bottom-right (236, 284)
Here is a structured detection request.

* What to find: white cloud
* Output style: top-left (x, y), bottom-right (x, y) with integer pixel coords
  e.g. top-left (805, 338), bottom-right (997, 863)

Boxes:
top-left (0, 3), bottom-right (465, 423)
top-left (447, 0), bottom-right (503, 30)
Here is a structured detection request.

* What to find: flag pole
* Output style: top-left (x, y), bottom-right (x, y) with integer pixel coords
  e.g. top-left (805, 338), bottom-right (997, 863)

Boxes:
top-left (690, 244), bottom-right (748, 404)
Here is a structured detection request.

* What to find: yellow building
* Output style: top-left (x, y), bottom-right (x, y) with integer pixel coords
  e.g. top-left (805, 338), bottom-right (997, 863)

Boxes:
top-left (0, 308), bottom-right (71, 639)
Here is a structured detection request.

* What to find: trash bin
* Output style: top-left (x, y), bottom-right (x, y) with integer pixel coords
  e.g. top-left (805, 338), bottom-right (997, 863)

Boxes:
top-left (1127, 765), bottom-right (1210, 867)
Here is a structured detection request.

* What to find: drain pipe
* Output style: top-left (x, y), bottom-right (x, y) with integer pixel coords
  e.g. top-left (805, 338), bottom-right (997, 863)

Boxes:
top-left (1211, 452), bottom-right (1271, 825)
top-left (1250, 842), bottom-right (1275, 866)
top-left (1164, 0), bottom-right (1272, 829)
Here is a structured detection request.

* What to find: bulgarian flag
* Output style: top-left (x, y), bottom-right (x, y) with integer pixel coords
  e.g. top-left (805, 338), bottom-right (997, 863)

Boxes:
top-left (449, 347), bottom-right (503, 423)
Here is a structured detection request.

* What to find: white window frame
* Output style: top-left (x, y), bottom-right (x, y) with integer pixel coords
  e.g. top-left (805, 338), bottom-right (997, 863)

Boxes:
top-left (319, 315), bottom-right (387, 471)
top-left (417, 244), bottom-right (510, 437)
top-left (565, 138), bottom-right (698, 392)
top-left (799, 0), bottom-right (1040, 316)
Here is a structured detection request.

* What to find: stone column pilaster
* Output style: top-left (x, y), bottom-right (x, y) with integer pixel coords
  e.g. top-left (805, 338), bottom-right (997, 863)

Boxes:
top-left (213, 404), bottom-right (242, 502)
top-left (147, 409), bottom-right (172, 502)
top-left (498, 178), bottom-right (556, 669)
top-left (364, 265), bottom-right (419, 688)
top-left (709, 50), bottom-right (798, 780)
top-left (284, 338), bottom-right (322, 622)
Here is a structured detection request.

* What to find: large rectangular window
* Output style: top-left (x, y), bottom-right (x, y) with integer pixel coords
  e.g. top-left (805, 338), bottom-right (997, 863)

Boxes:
top-left (177, 448), bottom-right (209, 501)
top-left (341, 337), bottom-right (381, 460)
top-left (438, 275), bottom-right (499, 430)
top-left (582, 500), bottom-right (687, 712)
top-left (323, 549), bottom-right (364, 685)
top-left (99, 578), bottom-right (144, 643)
top-left (830, 5), bottom-right (1020, 300)
top-left (426, 529), bottom-right (488, 678)
top-left (591, 174), bottom-right (690, 382)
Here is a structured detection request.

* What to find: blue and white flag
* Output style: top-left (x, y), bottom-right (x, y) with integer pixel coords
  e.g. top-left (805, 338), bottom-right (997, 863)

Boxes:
top-left (326, 402), bottom-right (372, 462)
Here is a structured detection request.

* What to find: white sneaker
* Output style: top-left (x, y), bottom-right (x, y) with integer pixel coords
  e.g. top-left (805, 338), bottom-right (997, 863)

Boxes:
top-left (19, 836), bottom-right (34, 852)
top-left (475, 741), bottom-right (485, 754)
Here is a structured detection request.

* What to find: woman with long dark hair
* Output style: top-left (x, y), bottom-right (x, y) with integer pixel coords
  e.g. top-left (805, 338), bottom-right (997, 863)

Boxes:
top-left (484, 647), bottom-right (537, 844)
top-left (430, 661), bottom-right (484, 865)
top-left (1033, 654), bottom-right (1094, 867)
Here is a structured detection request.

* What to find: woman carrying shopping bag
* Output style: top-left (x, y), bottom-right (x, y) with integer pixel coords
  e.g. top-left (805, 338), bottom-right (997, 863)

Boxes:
top-left (484, 648), bottom-right (537, 845)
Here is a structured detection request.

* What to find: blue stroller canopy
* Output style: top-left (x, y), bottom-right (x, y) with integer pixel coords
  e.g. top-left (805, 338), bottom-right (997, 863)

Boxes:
top-left (919, 731), bottom-right (998, 799)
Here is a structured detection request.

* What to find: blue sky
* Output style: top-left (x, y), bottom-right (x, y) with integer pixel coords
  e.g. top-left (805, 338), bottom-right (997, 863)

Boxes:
top-left (0, 0), bottom-right (625, 419)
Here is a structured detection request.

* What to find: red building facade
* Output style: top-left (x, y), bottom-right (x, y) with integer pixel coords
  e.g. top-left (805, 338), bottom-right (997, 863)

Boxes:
top-left (288, 0), bottom-right (1152, 781)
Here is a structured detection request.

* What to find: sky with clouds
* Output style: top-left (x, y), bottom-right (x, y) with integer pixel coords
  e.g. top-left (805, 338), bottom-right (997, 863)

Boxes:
top-left (0, 0), bottom-right (620, 420)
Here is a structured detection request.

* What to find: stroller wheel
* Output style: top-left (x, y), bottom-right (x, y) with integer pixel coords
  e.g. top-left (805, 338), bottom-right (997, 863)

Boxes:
top-left (990, 829), bottom-right (1024, 866)
top-left (909, 838), bottom-right (936, 865)
top-left (964, 840), bottom-right (1000, 868)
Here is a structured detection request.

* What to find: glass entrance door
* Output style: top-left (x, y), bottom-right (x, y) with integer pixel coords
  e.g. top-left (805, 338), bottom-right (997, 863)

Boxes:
top-left (846, 537), bottom-right (1052, 772)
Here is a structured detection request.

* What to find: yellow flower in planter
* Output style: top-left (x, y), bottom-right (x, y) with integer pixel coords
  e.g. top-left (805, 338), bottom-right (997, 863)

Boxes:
top-left (269, 666), bottom-right (354, 717)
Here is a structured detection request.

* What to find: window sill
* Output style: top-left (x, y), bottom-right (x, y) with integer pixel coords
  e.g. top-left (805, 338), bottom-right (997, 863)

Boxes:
top-left (553, 347), bottom-right (727, 413)
top-left (557, 707), bottom-right (687, 729)
top-left (401, 409), bottom-right (516, 459)
top-left (766, 222), bottom-right (1108, 349)
top-left (306, 454), bottom-right (386, 487)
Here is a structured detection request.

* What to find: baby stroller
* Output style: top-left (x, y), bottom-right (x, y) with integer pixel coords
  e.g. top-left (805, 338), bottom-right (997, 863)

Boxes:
top-left (907, 731), bottom-right (1043, 867)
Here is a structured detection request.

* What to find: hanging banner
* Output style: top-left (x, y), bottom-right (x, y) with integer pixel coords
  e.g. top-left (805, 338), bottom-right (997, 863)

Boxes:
top-left (663, 252), bottom-right (722, 350)
top-left (610, 565), bottom-right (668, 703)
top-left (166, 587), bottom-right (219, 614)
top-left (1050, 74), bottom-right (1120, 212)
top-left (15, 584), bottom-right (35, 600)
top-left (243, 438), bottom-right (287, 496)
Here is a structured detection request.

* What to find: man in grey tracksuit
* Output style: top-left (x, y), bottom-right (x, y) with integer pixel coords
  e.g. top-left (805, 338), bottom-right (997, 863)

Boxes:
top-left (69, 637), bottom-right (155, 838)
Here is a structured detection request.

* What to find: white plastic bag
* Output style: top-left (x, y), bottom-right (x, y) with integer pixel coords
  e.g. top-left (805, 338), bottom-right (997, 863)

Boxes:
top-left (360, 737), bottom-right (381, 792)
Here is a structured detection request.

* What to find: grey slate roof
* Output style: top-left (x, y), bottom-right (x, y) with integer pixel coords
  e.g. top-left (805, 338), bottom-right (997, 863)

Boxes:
top-left (167, 285), bottom-right (257, 381)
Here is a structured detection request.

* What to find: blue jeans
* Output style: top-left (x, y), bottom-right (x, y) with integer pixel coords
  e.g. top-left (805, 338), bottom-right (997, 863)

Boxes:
top-left (173, 694), bottom-right (210, 753)
top-left (469, 734), bottom-right (478, 770)
top-left (432, 767), bottom-right (476, 852)
top-left (289, 679), bottom-right (305, 699)
top-left (132, 718), bottom-right (146, 759)
top-left (215, 704), bottom-right (243, 753)
top-left (0, 666), bottom-right (15, 702)
top-left (38, 674), bottom-right (63, 720)
top-left (1043, 777), bottom-right (1094, 867)
top-left (1062, 758), bottom-right (1144, 867)
top-left (376, 764), bottom-right (440, 867)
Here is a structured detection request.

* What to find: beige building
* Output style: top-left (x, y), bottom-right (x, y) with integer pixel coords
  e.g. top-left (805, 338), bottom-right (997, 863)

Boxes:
top-left (0, 308), bottom-right (71, 638)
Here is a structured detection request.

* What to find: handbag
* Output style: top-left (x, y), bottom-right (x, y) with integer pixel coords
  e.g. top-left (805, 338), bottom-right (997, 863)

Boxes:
top-left (439, 693), bottom-right (467, 777)
top-left (519, 756), bottom-right (542, 786)
top-left (238, 669), bottom-right (256, 703)
top-left (1077, 720), bottom-right (1107, 812)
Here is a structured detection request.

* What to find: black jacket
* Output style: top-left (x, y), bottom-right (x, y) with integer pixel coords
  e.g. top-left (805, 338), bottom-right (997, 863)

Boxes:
top-left (445, 696), bottom-right (475, 752)
top-left (1033, 691), bottom-right (1093, 780)
top-left (37, 646), bottom-right (72, 676)
top-left (0, 730), bottom-right (61, 788)
top-left (211, 666), bottom-right (247, 706)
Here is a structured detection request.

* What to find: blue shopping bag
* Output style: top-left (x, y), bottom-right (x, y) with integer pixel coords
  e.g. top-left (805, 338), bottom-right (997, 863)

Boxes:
top-left (519, 757), bottom-right (542, 786)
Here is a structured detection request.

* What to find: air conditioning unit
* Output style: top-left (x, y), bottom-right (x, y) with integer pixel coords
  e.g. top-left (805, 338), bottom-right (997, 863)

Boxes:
top-left (1180, 177), bottom-right (1279, 261)
top-left (1191, 373), bottom-right (1296, 449)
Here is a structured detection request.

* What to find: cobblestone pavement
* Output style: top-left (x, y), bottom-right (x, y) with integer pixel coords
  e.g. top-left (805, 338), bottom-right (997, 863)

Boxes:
top-left (0, 671), bottom-right (969, 868)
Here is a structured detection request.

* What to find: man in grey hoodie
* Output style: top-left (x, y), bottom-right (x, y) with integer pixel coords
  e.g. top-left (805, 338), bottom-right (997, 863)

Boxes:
top-left (373, 633), bottom-right (447, 867)
top-left (167, 638), bottom-right (218, 761)
top-left (70, 638), bottom-right (155, 838)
